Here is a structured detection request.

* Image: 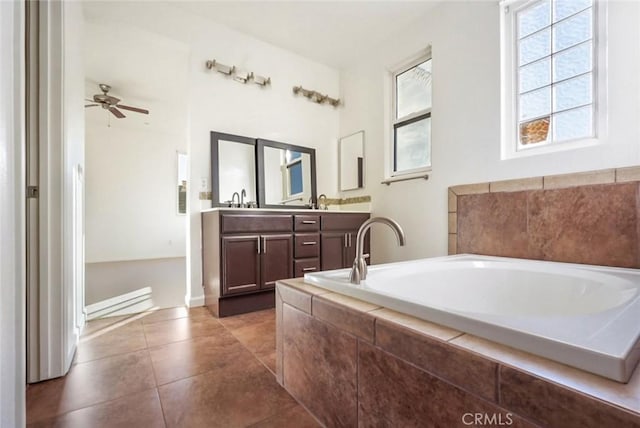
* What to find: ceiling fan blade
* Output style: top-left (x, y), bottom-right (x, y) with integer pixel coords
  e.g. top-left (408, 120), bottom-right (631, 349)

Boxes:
top-left (117, 104), bottom-right (149, 115)
top-left (109, 107), bottom-right (125, 119)
top-left (85, 104), bottom-right (99, 108)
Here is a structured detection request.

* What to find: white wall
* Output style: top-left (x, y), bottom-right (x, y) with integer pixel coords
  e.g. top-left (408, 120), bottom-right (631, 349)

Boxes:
top-left (339, 0), bottom-right (640, 264)
top-left (0, 0), bottom-right (25, 425)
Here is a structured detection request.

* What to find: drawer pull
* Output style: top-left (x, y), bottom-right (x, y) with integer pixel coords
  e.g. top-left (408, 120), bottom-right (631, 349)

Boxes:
top-left (302, 267), bottom-right (317, 272)
top-left (302, 220), bottom-right (317, 224)
top-left (302, 241), bottom-right (317, 245)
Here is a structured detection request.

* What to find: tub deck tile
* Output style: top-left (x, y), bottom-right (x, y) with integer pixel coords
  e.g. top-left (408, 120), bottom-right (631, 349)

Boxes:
top-left (500, 365), bottom-right (640, 428)
top-left (311, 294), bottom-right (379, 342)
top-left (375, 318), bottom-right (499, 402)
top-left (370, 307), bottom-right (461, 342)
top-left (452, 334), bottom-right (640, 416)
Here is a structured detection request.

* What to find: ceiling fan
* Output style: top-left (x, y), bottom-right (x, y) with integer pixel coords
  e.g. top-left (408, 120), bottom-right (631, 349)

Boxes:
top-left (85, 83), bottom-right (149, 118)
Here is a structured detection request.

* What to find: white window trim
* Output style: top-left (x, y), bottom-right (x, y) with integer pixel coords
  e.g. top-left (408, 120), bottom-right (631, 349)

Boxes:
top-left (386, 47), bottom-right (433, 178)
top-left (500, 0), bottom-right (608, 160)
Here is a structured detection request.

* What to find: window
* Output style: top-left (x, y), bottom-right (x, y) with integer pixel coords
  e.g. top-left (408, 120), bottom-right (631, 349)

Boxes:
top-left (502, 0), bottom-right (604, 157)
top-left (392, 53), bottom-right (432, 175)
top-left (285, 150), bottom-right (303, 198)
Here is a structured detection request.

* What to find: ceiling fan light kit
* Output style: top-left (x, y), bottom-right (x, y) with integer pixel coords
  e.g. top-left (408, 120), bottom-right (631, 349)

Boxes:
top-left (84, 83), bottom-right (150, 119)
top-left (205, 59), bottom-right (271, 87)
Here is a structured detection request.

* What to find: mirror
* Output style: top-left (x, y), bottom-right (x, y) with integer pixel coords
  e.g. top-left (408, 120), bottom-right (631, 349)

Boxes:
top-left (211, 132), bottom-right (257, 206)
top-left (257, 139), bottom-right (316, 208)
top-left (339, 131), bottom-right (365, 191)
top-left (177, 152), bottom-right (188, 215)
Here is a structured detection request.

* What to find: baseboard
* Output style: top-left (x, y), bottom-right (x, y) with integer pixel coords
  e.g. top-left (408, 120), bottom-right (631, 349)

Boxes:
top-left (185, 294), bottom-right (204, 307)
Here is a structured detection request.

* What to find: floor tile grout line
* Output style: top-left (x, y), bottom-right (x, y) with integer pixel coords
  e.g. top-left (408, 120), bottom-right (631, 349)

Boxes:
top-left (27, 386), bottom-right (160, 426)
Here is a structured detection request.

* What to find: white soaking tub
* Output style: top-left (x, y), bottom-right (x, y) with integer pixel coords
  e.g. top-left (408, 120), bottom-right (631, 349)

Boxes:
top-left (304, 254), bottom-right (640, 382)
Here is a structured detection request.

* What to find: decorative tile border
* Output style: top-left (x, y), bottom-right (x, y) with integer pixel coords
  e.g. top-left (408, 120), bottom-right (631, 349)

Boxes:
top-left (448, 166), bottom-right (640, 257)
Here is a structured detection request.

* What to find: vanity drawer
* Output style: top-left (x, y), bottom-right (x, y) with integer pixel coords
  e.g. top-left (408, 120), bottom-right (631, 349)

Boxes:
top-left (321, 213), bottom-right (370, 231)
top-left (294, 258), bottom-right (320, 277)
top-left (294, 233), bottom-right (320, 258)
top-left (221, 214), bottom-right (293, 233)
top-left (294, 215), bottom-right (320, 232)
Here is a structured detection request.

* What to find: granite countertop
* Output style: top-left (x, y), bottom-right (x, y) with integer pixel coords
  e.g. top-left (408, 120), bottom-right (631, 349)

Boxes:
top-left (201, 207), bottom-right (370, 214)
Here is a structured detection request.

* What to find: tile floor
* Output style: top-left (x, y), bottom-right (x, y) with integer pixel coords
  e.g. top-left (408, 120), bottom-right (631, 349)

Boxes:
top-left (26, 307), bottom-right (320, 428)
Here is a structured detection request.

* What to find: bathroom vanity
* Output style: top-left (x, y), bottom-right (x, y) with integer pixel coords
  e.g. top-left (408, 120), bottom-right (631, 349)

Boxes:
top-left (201, 208), bottom-right (369, 317)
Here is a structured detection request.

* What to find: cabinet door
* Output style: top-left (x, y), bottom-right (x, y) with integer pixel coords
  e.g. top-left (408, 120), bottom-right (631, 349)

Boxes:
top-left (321, 232), bottom-right (346, 271)
top-left (222, 236), bottom-right (260, 296)
top-left (261, 234), bottom-right (293, 289)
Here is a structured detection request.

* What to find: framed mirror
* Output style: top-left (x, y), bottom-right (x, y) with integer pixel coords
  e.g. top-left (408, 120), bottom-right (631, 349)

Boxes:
top-left (211, 132), bottom-right (258, 207)
top-left (257, 139), bottom-right (317, 209)
top-left (339, 131), bottom-right (365, 191)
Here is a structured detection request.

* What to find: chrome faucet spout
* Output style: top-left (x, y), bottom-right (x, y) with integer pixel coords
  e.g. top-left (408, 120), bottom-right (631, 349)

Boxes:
top-left (349, 217), bottom-right (405, 285)
top-left (231, 192), bottom-right (240, 208)
top-left (240, 189), bottom-right (247, 207)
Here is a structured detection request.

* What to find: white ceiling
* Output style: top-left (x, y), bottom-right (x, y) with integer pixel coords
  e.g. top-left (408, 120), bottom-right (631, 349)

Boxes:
top-left (168, 1), bottom-right (440, 68)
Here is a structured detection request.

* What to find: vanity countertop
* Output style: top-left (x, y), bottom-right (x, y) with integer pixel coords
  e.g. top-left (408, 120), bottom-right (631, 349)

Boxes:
top-left (201, 207), bottom-right (370, 214)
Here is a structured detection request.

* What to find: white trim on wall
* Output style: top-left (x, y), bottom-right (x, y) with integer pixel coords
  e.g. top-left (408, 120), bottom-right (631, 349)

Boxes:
top-left (0, 0), bottom-right (26, 426)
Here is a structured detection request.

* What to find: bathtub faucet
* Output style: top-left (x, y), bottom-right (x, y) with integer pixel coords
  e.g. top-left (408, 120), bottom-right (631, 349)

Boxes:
top-left (349, 217), bottom-right (405, 285)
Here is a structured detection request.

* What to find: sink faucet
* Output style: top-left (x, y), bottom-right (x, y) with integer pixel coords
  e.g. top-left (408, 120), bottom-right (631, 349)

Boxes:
top-left (231, 192), bottom-right (240, 207)
top-left (349, 217), bottom-right (405, 285)
top-left (318, 194), bottom-right (328, 210)
top-left (241, 189), bottom-right (246, 207)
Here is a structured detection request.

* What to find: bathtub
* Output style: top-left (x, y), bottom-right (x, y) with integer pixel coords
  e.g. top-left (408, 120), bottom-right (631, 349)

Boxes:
top-left (303, 254), bottom-right (640, 382)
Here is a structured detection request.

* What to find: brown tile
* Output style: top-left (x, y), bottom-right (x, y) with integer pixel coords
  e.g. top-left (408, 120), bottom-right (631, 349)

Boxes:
top-left (27, 350), bottom-right (156, 424)
top-left (282, 304), bottom-right (357, 427)
top-left (358, 342), bottom-right (534, 427)
top-left (276, 289), bottom-right (284, 385)
top-left (27, 389), bottom-right (165, 428)
top-left (149, 332), bottom-right (248, 385)
top-left (371, 308), bottom-right (461, 341)
top-left (448, 233), bottom-right (457, 255)
top-left (375, 319), bottom-right (498, 401)
top-left (76, 321), bottom-right (147, 364)
top-left (448, 212), bottom-right (457, 233)
top-left (311, 294), bottom-right (378, 342)
top-left (617, 166), bottom-right (640, 183)
top-left (448, 189), bottom-right (457, 212)
top-left (219, 308), bottom-right (275, 331)
top-left (450, 182), bottom-right (490, 195)
top-left (158, 354), bottom-right (296, 428)
top-left (457, 191), bottom-right (529, 258)
top-left (490, 177), bottom-right (543, 193)
top-left (248, 404), bottom-right (320, 428)
top-left (81, 314), bottom-right (143, 337)
top-left (452, 334), bottom-right (640, 415)
top-left (500, 366), bottom-right (640, 428)
top-left (143, 314), bottom-right (225, 348)
top-left (275, 282), bottom-right (313, 313)
top-left (139, 306), bottom-right (210, 325)
top-left (227, 316), bottom-right (276, 358)
top-left (258, 350), bottom-right (277, 374)
top-left (543, 169), bottom-right (615, 189)
top-left (527, 183), bottom-right (640, 267)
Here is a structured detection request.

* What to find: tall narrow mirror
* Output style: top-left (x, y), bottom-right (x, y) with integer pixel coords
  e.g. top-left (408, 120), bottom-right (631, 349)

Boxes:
top-left (257, 139), bottom-right (316, 208)
top-left (339, 131), bottom-right (365, 191)
top-left (211, 132), bottom-right (257, 206)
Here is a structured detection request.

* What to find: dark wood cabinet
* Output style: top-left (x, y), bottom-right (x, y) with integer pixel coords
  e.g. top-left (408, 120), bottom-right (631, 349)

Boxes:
top-left (202, 209), bottom-right (369, 317)
top-left (320, 213), bottom-right (369, 270)
top-left (260, 234), bottom-right (293, 289)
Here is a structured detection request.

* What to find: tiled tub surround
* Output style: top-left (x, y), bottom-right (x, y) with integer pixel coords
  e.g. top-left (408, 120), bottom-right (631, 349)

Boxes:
top-left (302, 255), bottom-right (640, 382)
top-left (448, 166), bottom-right (640, 267)
top-left (276, 279), bottom-right (640, 427)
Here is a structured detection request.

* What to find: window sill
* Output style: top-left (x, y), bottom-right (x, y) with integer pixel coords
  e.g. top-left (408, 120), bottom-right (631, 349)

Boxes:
top-left (501, 137), bottom-right (601, 160)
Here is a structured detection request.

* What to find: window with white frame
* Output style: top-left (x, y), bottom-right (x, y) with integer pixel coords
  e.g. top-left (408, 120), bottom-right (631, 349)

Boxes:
top-left (392, 53), bottom-right (432, 175)
top-left (502, 0), bottom-right (602, 155)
